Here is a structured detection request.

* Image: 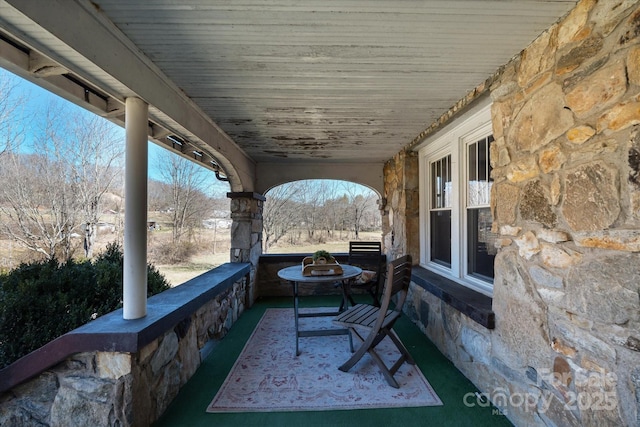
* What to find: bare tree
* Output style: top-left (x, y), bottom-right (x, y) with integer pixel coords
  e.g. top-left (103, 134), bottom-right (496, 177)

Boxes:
top-left (155, 150), bottom-right (210, 244)
top-left (0, 103), bottom-right (123, 260)
top-left (262, 182), bottom-right (303, 251)
top-left (0, 106), bottom-right (80, 260)
top-left (68, 113), bottom-right (124, 258)
top-left (340, 182), bottom-right (378, 239)
top-left (300, 180), bottom-right (340, 241)
top-left (0, 71), bottom-right (27, 156)
top-left (324, 194), bottom-right (350, 238)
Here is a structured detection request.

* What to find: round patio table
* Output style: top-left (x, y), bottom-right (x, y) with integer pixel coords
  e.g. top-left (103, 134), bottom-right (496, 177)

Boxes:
top-left (278, 264), bottom-right (362, 356)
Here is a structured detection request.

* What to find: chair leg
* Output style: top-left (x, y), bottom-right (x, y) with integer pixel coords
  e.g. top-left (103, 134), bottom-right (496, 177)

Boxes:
top-left (338, 328), bottom-right (370, 372)
top-left (340, 328), bottom-right (412, 388)
top-left (367, 346), bottom-right (400, 388)
top-left (387, 329), bottom-right (415, 365)
top-left (337, 281), bottom-right (359, 312)
top-left (368, 288), bottom-right (380, 307)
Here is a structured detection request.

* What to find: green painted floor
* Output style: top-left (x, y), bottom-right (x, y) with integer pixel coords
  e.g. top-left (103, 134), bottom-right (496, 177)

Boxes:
top-left (153, 296), bottom-right (513, 427)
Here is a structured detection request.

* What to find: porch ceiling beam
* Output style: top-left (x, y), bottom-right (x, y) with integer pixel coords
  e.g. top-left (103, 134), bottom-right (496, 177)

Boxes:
top-left (0, 0), bottom-right (255, 191)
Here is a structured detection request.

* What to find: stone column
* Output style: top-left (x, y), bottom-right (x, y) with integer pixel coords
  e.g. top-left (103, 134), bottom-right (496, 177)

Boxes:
top-left (123, 97), bottom-right (148, 320)
top-left (227, 192), bottom-right (265, 307)
top-left (382, 150), bottom-right (419, 261)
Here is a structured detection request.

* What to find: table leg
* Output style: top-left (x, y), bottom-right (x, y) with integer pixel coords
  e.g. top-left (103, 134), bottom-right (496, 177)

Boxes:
top-left (291, 278), bottom-right (354, 356)
top-left (338, 278), bottom-right (356, 312)
top-left (292, 281), bottom-right (300, 356)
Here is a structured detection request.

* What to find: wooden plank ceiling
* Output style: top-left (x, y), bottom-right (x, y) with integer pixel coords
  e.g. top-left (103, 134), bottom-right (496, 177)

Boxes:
top-left (6, 0), bottom-right (578, 165)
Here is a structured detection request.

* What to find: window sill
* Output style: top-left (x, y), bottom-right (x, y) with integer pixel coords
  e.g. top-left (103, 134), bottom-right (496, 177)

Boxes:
top-left (411, 266), bottom-right (495, 329)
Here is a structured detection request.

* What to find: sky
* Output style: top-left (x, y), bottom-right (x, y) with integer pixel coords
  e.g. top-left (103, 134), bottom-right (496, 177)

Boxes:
top-left (0, 68), bottom-right (231, 198)
top-left (1, 68), bottom-right (377, 200)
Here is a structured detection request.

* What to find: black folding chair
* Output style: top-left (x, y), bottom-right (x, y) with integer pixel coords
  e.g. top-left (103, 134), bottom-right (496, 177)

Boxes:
top-left (339, 241), bottom-right (383, 311)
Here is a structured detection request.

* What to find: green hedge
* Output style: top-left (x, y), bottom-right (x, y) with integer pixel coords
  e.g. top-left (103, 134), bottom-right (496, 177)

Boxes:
top-left (0, 243), bottom-right (170, 368)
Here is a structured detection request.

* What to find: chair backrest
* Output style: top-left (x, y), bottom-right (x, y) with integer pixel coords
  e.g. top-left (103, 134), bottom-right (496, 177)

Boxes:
top-left (348, 241), bottom-right (382, 273)
top-left (378, 255), bottom-right (413, 317)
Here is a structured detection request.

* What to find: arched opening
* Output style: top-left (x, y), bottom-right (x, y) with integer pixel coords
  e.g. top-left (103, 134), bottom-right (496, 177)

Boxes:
top-left (0, 68), bottom-right (232, 286)
top-left (262, 179), bottom-right (382, 254)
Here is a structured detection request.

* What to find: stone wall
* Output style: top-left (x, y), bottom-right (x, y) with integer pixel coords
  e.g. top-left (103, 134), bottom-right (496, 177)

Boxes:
top-left (387, 1), bottom-right (640, 426)
top-left (0, 277), bottom-right (247, 427)
top-left (382, 149), bottom-right (420, 262)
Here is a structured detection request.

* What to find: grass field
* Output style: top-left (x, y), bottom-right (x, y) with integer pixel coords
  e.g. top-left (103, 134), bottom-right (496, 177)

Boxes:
top-left (0, 221), bottom-right (381, 286)
top-left (157, 230), bottom-right (381, 285)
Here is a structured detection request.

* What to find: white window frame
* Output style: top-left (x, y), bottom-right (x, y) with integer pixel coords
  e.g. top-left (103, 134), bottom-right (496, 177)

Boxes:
top-left (418, 100), bottom-right (494, 296)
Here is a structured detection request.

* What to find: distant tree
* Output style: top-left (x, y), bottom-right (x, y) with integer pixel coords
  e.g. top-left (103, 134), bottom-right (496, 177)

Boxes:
top-left (299, 180), bottom-right (322, 240)
top-left (69, 113), bottom-right (123, 258)
top-left (155, 150), bottom-right (211, 244)
top-left (148, 179), bottom-right (169, 212)
top-left (0, 104), bottom-right (123, 260)
top-left (0, 112), bottom-right (80, 261)
top-left (341, 182), bottom-right (378, 239)
top-left (263, 182), bottom-right (303, 250)
top-left (0, 72), bottom-right (27, 156)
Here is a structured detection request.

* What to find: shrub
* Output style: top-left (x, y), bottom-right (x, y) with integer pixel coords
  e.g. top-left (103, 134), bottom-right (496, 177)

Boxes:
top-left (0, 242), bottom-right (170, 368)
top-left (149, 239), bottom-right (197, 264)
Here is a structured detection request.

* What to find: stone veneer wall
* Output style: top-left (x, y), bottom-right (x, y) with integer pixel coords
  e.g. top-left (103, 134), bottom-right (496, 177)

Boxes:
top-left (0, 275), bottom-right (247, 427)
top-left (229, 192), bottom-right (265, 305)
top-left (382, 149), bottom-right (420, 262)
top-left (387, 1), bottom-right (640, 426)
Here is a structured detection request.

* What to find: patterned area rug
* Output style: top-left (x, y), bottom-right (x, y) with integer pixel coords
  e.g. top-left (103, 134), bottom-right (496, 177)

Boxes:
top-left (207, 308), bottom-right (443, 413)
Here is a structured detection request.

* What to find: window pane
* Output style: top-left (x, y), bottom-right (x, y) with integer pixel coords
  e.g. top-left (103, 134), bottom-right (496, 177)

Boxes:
top-left (430, 210), bottom-right (451, 267)
top-left (431, 155), bottom-right (452, 209)
top-left (467, 136), bottom-right (492, 207)
top-left (468, 143), bottom-right (477, 182)
top-left (467, 207), bottom-right (496, 281)
top-left (478, 137), bottom-right (487, 183)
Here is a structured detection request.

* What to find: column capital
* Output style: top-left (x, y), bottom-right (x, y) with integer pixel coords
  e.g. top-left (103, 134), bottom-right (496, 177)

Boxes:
top-left (226, 192), bottom-right (266, 202)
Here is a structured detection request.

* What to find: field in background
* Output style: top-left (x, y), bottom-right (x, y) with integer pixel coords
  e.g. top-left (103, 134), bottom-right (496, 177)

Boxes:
top-left (157, 230), bottom-right (381, 285)
top-left (0, 224), bottom-right (381, 286)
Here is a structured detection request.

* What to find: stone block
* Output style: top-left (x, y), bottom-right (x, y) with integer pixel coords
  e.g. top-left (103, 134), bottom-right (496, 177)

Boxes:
top-left (507, 157), bottom-right (540, 182)
top-left (550, 316), bottom-right (616, 365)
top-left (177, 324), bottom-right (199, 385)
top-left (597, 101), bottom-right (640, 132)
top-left (540, 244), bottom-right (581, 269)
top-left (514, 231), bottom-right (540, 259)
top-left (566, 125), bottom-right (596, 144)
top-left (529, 265), bottom-right (564, 289)
top-left (562, 162), bottom-right (620, 231)
top-left (575, 231), bottom-right (640, 251)
top-left (150, 332), bottom-right (179, 375)
top-left (557, 35), bottom-right (603, 75)
top-left (97, 352), bottom-right (131, 380)
top-left (518, 27), bottom-right (556, 87)
top-left (557, 0), bottom-right (595, 47)
top-left (508, 83), bottom-right (574, 152)
top-left (461, 327), bottom-right (491, 365)
top-left (492, 251), bottom-right (550, 369)
top-left (50, 376), bottom-right (119, 426)
top-left (565, 59), bottom-right (627, 118)
top-left (494, 183), bottom-right (519, 225)
top-left (591, 0), bottom-right (638, 36)
top-left (520, 180), bottom-right (557, 228)
top-left (627, 46), bottom-right (640, 87)
top-left (536, 229), bottom-right (570, 244)
top-left (565, 253), bottom-right (640, 325)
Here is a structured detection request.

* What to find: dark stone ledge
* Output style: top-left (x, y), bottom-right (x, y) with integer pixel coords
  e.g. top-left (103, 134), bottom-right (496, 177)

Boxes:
top-left (0, 262), bottom-right (251, 393)
top-left (259, 253), bottom-right (349, 263)
top-left (411, 266), bottom-right (495, 329)
top-left (258, 253), bottom-right (386, 264)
